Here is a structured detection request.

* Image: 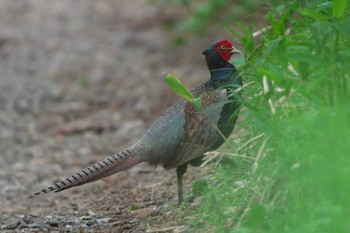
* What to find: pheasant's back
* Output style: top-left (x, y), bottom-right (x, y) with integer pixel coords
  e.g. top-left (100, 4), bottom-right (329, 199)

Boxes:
top-left (138, 81), bottom-right (233, 169)
top-left (137, 98), bottom-right (187, 166)
top-left (165, 86), bottom-right (230, 168)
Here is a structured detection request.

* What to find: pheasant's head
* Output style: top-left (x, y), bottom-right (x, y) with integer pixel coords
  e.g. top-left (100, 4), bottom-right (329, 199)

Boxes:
top-left (203, 40), bottom-right (240, 70)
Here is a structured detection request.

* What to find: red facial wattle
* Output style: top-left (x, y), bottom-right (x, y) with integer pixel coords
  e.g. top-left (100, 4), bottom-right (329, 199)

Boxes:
top-left (218, 49), bottom-right (232, 61)
top-left (215, 40), bottom-right (233, 61)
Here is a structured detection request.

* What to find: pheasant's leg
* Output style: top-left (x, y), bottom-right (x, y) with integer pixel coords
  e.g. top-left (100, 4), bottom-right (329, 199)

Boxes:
top-left (176, 163), bottom-right (188, 204)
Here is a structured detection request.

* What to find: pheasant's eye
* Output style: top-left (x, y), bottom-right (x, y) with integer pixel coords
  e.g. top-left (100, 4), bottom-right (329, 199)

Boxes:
top-left (220, 45), bottom-right (226, 50)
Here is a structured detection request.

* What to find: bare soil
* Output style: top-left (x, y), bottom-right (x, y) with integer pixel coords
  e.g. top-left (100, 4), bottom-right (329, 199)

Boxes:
top-left (0, 0), bottom-right (233, 232)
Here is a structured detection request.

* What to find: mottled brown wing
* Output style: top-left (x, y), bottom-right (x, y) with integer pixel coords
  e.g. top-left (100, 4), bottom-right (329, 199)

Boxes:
top-left (165, 89), bottom-right (227, 168)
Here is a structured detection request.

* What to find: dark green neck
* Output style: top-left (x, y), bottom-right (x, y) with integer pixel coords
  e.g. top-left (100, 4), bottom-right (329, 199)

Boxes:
top-left (209, 67), bottom-right (242, 151)
top-left (210, 67), bottom-right (241, 90)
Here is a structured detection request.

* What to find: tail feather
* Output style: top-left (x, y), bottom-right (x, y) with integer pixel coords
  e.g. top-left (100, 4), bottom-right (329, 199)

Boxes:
top-left (28, 147), bottom-right (143, 198)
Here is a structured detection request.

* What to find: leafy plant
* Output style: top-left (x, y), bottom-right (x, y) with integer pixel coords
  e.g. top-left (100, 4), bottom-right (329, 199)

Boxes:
top-left (165, 74), bottom-right (202, 111)
top-left (190, 1), bottom-right (350, 232)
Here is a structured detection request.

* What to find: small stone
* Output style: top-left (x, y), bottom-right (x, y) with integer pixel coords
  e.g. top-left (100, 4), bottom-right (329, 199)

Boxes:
top-left (112, 206), bottom-right (121, 215)
top-left (21, 216), bottom-right (33, 224)
top-left (76, 226), bottom-right (85, 232)
top-left (80, 215), bottom-right (94, 221)
top-left (129, 219), bottom-right (138, 227)
top-left (47, 219), bottom-right (59, 227)
top-left (29, 214), bottom-right (39, 217)
top-left (112, 220), bottom-right (124, 226)
top-left (135, 207), bottom-right (157, 219)
top-left (38, 225), bottom-right (49, 232)
top-left (57, 216), bottom-right (68, 222)
top-left (86, 220), bottom-right (97, 227)
top-left (28, 223), bottom-right (40, 228)
top-left (5, 219), bottom-right (19, 229)
top-left (18, 221), bottom-right (28, 229)
top-left (67, 218), bottom-right (80, 225)
top-left (96, 217), bottom-right (110, 223)
top-left (88, 210), bottom-right (96, 216)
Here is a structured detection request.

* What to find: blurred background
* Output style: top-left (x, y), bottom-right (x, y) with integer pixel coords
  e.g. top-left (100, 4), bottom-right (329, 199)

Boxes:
top-left (0, 0), bottom-right (264, 231)
top-left (2, 1), bottom-right (349, 232)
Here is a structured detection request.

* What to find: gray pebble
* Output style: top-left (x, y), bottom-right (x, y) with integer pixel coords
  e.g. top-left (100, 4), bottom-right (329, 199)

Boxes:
top-left (28, 223), bottom-right (40, 228)
top-left (86, 220), bottom-right (97, 226)
top-left (47, 219), bottom-right (59, 227)
top-left (5, 219), bottom-right (19, 229)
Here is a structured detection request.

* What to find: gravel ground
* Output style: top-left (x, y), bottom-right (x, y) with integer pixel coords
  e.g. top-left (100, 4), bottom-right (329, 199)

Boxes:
top-left (0, 0), bottom-right (234, 232)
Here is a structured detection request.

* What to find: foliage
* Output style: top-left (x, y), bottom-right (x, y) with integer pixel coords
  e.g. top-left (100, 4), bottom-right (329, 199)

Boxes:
top-left (169, 0), bottom-right (265, 45)
top-left (165, 73), bottom-right (202, 110)
top-left (190, 0), bottom-right (350, 232)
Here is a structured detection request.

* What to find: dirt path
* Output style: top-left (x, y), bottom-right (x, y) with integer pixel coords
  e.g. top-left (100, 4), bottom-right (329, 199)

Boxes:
top-left (0, 1), bottom-right (233, 232)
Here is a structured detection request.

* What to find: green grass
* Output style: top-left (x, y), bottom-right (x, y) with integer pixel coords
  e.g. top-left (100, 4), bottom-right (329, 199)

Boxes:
top-left (188, 0), bottom-right (350, 232)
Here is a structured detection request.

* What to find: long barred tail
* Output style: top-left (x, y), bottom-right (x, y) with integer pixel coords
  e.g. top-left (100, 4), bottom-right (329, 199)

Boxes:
top-left (28, 146), bottom-right (143, 198)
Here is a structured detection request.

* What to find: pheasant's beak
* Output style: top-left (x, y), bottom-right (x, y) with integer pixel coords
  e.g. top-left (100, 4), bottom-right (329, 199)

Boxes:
top-left (230, 47), bottom-right (242, 55)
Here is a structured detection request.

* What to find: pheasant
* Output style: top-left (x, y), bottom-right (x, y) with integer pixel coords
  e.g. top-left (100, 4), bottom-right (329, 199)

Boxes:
top-left (29, 40), bottom-right (242, 204)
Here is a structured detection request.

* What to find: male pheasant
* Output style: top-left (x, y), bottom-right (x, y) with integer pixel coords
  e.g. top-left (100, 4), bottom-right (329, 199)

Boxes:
top-left (29, 40), bottom-right (242, 204)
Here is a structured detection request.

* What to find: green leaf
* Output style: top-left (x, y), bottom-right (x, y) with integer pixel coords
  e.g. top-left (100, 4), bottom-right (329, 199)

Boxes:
top-left (287, 53), bottom-right (328, 66)
top-left (192, 179), bottom-right (209, 197)
top-left (298, 8), bottom-right (329, 22)
top-left (244, 205), bottom-right (269, 229)
top-left (333, 0), bottom-right (348, 19)
top-left (246, 43), bottom-right (264, 68)
top-left (130, 204), bottom-right (139, 211)
top-left (165, 74), bottom-right (194, 102)
top-left (338, 17), bottom-right (350, 37)
top-left (259, 65), bottom-right (283, 83)
top-left (193, 97), bottom-right (202, 111)
top-left (226, 25), bottom-right (246, 45)
top-left (268, 12), bottom-right (278, 37)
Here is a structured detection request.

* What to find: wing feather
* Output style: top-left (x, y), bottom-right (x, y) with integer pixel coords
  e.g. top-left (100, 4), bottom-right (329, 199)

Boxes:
top-left (165, 89), bottom-right (227, 168)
